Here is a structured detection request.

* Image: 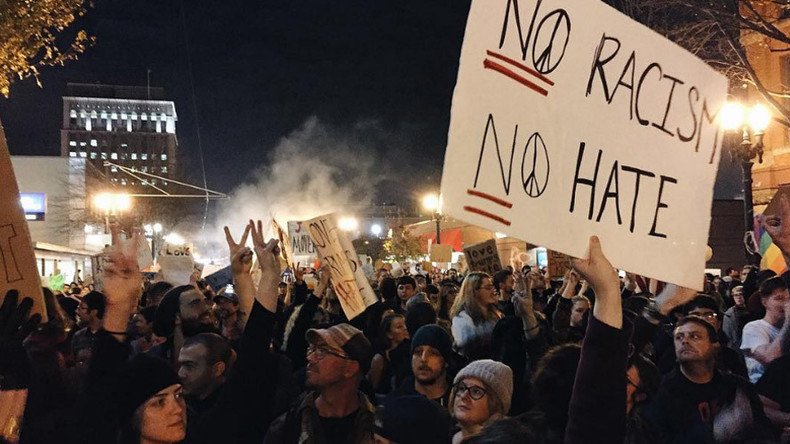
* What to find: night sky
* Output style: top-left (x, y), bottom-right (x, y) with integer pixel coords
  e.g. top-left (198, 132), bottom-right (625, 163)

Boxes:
top-left (0, 0), bottom-right (740, 205)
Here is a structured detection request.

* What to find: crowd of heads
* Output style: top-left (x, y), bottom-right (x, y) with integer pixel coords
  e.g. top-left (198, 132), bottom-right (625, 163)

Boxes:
top-left (7, 238), bottom-right (790, 444)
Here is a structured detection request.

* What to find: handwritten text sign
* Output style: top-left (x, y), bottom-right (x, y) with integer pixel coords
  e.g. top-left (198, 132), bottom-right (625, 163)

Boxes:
top-left (306, 213), bottom-right (377, 319)
top-left (272, 219), bottom-right (294, 266)
top-left (464, 239), bottom-right (503, 275)
top-left (0, 124), bottom-right (46, 320)
top-left (288, 221), bottom-right (317, 257)
top-left (440, 0), bottom-right (728, 290)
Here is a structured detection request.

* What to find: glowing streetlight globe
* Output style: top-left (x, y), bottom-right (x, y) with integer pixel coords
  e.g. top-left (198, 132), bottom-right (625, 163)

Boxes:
top-left (748, 104), bottom-right (771, 133)
top-left (371, 224), bottom-right (383, 236)
top-left (422, 193), bottom-right (440, 213)
top-left (338, 217), bottom-right (359, 232)
top-left (720, 102), bottom-right (745, 131)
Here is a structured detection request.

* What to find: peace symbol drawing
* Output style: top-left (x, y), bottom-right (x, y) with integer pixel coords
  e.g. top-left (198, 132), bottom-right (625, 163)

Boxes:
top-left (521, 132), bottom-right (550, 198)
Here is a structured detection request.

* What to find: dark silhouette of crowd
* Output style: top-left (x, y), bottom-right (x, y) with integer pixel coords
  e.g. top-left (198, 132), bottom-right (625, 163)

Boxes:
top-left (3, 220), bottom-right (790, 443)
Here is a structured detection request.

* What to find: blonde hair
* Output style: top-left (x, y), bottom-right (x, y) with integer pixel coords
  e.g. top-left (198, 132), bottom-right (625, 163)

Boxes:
top-left (450, 272), bottom-right (499, 324)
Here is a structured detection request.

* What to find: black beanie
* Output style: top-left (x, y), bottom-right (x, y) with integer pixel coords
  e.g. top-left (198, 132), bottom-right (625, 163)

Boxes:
top-left (375, 395), bottom-right (451, 444)
top-left (116, 354), bottom-right (180, 423)
top-left (411, 324), bottom-right (452, 362)
top-left (153, 285), bottom-right (193, 337)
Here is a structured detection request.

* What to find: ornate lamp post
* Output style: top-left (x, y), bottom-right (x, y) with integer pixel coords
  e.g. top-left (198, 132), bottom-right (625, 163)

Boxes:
top-left (422, 193), bottom-right (442, 244)
top-left (721, 102), bottom-right (771, 264)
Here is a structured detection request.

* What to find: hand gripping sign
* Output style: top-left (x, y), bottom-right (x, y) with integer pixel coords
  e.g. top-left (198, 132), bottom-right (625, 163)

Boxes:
top-left (305, 213), bottom-right (377, 319)
top-left (0, 123), bottom-right (46, 321)
top-left (441, 0), bottom-right (728, 290)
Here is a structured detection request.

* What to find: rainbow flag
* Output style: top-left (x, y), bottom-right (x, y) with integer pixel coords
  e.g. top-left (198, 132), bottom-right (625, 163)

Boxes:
top-left (760, 230), bottom-right (787, 274)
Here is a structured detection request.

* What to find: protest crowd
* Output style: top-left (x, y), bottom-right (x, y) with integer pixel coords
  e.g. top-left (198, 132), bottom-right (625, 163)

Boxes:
top-left (3, 211), bottom-right (790, 444)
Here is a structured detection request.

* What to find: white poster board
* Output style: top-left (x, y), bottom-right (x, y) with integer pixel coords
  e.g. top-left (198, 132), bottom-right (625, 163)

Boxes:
top-left (440, 0), bottom-right (728, 290)
top-left (288, 221), bottom-right (317, 258)
top-left (305, 213), bottom-right (377, 319)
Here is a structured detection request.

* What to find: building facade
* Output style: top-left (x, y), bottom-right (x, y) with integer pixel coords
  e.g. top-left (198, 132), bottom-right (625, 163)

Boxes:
top-left (61, 83), bottom-right (178, 189)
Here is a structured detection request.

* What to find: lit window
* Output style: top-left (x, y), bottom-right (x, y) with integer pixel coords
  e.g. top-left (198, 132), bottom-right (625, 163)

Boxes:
top-left (141, 154), bottom-right (148, 160)
top-left (111, 153), bottom-right (118, 160)
top-left (163, 181), bottom-right (168, 186)
top-left (121, 143), bottom-right (128, 148)
top-left (111, 166), bottom-right (117, 172)
top-left (100, 111), bottom-right (108, 119)
top-left (151, 179), bottom-right (157, 185)
top-left (69, 152), bottom-right (77, 158)
top-left (141, 113), bottom-right (148, 121)
top-left (79, 152), bottom-right (87, 158)
top-left (110, 112), bottom-right (118, 119)
top-left (90, 139), bottom-right (97, 147)
top-left (141, 166), bottom-right (148, 172)
top-left (79, 142), bottom-right (87, 147)
top-left (161, 166), bottom-right (168, 173)
top-left (120, 112), bottom-right (127, 119)
top-left (70, 110), bottom-right (77, 118)
top-left (90, 153), bottom-right (97, 159)
top-left (101, 153), bottom-right (107, 160)
top-left (85, 119), bottom-right (91, 131)
top-left (161, 154), bottom-right (167, 161)
top-left (120, 178), bottom-right (127, 186)
top-left (79, 110), bottom-right (86, 118)
top-left (90, 110), bottom-right (98, 118)
top-left (161, 113), bottom-right (167, 121)
top-left (131, 153), bottom-right (137, 160)
top-left (69, 141), bottom-right (77, 147)
top-left (131, 112), bottom-right (138, 120)
top-left (156, 121), bottom-right (162, 133)
top-left (111, 178), bottom-right (117, 183)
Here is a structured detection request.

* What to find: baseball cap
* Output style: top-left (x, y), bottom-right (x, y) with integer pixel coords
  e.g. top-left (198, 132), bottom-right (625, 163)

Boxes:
top-left (306, 323), bottom-right (373, 372)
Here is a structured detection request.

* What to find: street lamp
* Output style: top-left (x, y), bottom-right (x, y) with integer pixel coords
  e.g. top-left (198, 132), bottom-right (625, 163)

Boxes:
top-left (93, 192), bottom-right (133, 232)
top-left (338, 216), bottom-right (359, 232)
top-left (422, 192), bottom-right (442, 244)
top-left (721, 101), bottom-right (771, 264)
top-left (371, 224), bottom-right (383, 237)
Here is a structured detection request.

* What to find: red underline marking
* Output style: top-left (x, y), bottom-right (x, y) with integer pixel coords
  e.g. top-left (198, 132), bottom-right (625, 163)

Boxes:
top-left (464, 206), bottom-right (512, 226)
top-left (486, 50), bottom-right (554, 86)
top-left (467, 189), bottom-right (513, 208)
top-left (483, 59), bottom-right (548, 96)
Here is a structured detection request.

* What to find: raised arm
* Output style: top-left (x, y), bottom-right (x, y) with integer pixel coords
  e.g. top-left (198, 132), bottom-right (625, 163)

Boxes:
top-left (249, 219), bottom-right (281, 313)
top-left (565, 236), bottom-right (628, 444)
top-left (224, 223), bottom-right (254, 328)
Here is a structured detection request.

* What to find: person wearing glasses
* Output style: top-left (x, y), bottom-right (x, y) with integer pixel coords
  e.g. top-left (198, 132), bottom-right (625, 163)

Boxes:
top-left (450, 272), bottom-right (503, 360)
top-left (448, 359), bottom-right (513, 443)
top-left (265, 323), bottom-right (375, 444)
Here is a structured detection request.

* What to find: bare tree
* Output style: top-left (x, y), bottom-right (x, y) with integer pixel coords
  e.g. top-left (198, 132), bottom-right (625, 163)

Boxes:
top-left (612, 0), bottom-right (790, 127)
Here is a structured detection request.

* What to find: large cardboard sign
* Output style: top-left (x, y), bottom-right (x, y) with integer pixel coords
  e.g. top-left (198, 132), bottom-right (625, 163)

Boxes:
top-left (288, 221), bottom-right (317, 257)
top-left (430, 244), bottom-right (454, 263)
top-left (464, 239), bottom-right (503, 275)
top-left (305, 213), bottom-right (377, 319)
top-left (0, 124), bottom-right (46, 320)
top-left (440, 0), bottom-right (728, 290)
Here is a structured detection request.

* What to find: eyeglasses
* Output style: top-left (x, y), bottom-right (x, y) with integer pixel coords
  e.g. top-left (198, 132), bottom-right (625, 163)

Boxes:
top-left (454, 382), bottom-right (487, 400)
top-left (307, 345), bottom-right (352, 360)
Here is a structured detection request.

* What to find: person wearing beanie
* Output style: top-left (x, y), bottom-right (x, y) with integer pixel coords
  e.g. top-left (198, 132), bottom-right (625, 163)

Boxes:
top-left (374, 395), bottom-right (451, 444)
top-left (390, 324), bottom-right (454, 406)
top-left (449, 359), bottom-right (513, 443)
top-left (115, 354), bottom-right (186, 444)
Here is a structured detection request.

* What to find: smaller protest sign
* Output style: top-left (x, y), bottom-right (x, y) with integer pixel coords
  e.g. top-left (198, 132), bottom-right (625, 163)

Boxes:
top-left (157, 255), bottom-right (195, 286)
top-left (306, 213), bottom-right (377, 319)
top-left (464, 239), bottom-right (503, 275)
top-left (160, 242), bottom-right (193, 257)
top-left (272, 219), bottom-right (294, 266)
top-left (547, 250), bottom-right (571, 279)
top-left (203, 265), bottom-right (233, 292)
top-left (137, 238), bottom-right (154, 271)
top-left (289, 221), bottom-right (317, 257)
top-left (430, 244), bottom-right (453, 263)
top-left (0, 125), bottom-right (46, 321)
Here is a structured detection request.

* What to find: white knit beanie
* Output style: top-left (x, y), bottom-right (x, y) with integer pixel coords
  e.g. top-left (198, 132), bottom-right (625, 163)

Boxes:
top-left (453, 359), bottom-right (513, 414)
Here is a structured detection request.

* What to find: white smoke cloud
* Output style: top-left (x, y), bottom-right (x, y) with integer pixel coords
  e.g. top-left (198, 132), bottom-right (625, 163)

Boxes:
top-left (195, 116), bottom-right (401, 262)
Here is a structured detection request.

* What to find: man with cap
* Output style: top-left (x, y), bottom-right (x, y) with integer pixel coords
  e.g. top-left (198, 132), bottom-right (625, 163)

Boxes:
top-left (264, 323), bottom-right (376, 444)
top-left (390, 324), bottom-right (453, 406)
top-left (213, 286), bottom-right (244, 341)
top-left (374, 395), bottom-right (451, 444)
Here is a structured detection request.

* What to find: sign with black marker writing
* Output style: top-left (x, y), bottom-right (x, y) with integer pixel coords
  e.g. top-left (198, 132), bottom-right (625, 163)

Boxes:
top-left (464, 239), bottom-right (503, 275)
top-left (305, 213), bottom-right (377, 319)
top-left (441, 0), bottom-right (727, 290)
top-left (0, 123), bottom-right (46, 320)
top-left (288, 221), bottom-right (317, 258)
